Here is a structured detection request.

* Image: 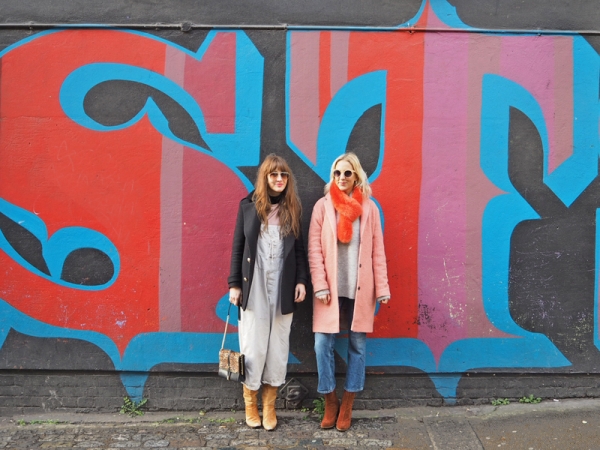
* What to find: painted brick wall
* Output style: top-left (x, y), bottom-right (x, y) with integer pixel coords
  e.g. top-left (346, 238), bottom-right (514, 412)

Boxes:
top-left (0, 0), bottom-right (599, 411)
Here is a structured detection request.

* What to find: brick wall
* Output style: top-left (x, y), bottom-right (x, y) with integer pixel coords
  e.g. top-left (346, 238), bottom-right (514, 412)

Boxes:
top-left (2, 371), bottom-right (600, 414)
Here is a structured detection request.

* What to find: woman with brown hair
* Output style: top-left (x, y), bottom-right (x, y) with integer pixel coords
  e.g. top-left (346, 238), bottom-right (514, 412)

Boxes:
top-left (308, 152), bottom-right (390, 431)
top-left (228, 153), bottom-right (308, 430)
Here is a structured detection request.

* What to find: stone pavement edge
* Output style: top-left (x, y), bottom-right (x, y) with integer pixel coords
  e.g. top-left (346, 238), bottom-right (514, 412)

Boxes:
top-left (0, 398), bottom-right (600, 449)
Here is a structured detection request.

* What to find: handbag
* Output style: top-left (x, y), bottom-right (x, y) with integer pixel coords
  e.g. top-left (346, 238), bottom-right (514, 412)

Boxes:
top-left (218, 302), bottom-right (245, 382)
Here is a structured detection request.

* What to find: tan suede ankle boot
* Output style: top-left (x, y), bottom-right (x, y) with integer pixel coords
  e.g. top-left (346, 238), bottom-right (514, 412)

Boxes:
top-left (261, 384), bottom-right (278, 431)
top-left (242, 385), bottom-right (261, 428)
top-left (320, 391), bottom-right (339, 429)
top-left (335, 390), bottom-right (356, 431)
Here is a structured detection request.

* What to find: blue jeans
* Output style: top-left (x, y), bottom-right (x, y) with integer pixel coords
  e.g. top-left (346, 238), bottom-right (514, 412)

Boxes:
top-left (314, 297), bottom-right (367, 394)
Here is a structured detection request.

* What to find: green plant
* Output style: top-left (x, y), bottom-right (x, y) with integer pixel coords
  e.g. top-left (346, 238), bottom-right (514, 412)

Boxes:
top-left (120, 396), bottom-right (148, 416)
top-left (208, 417), bottom-right (235, 424)
top-left (160, 416), bottom-right (201, 424)
top-left (16, 419), bottom-right (26, 426)
top-left (491, 398), bottom-right (510, 406)
top-left (313, 397), bottom-right (325, 420)
top-left (28, 420), bottom-right (61, 425)
top-left (300, 407), bottom-right (310, 412)
top-left (519, 394), bottom-right (541, 404)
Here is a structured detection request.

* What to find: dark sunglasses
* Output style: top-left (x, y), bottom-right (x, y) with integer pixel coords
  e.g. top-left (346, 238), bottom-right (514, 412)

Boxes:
top-left (333, 169), bottom-right (354, 178)
top-left (268, 171), bottom-right (289, 180)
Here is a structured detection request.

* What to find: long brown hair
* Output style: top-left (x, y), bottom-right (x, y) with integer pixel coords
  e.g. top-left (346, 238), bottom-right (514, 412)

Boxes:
top-left (253, 154), bottom-right (302, 238)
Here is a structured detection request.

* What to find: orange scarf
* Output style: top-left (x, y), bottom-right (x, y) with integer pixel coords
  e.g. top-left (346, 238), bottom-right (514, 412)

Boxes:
top-left (330, 182), bottom-right (363, 243)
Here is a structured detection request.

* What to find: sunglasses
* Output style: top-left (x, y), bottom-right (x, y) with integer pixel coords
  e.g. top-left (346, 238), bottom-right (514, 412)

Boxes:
top-left (268, 171), bottom-right (289, 180)
top-left (333, 170), bottom-right (355, 178)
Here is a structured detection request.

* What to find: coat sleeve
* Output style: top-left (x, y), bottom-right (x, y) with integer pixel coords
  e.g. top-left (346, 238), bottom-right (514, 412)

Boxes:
top-left (227, 200), bottom-right (245, 289)
top-left (370, 201), bottom-right (391, 299)
top-left (294, 230), bottom-right (309, 286)
top-left (308, 199), bottom-right (329, 293)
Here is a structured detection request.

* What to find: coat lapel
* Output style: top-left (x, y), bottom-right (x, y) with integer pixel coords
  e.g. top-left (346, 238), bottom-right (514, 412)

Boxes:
top-left (360, 198), bottom-right (371, 239)
top-left (242, 201), bottom-right (260, 256)
top-left (324, 194), bottom-right (338, 239)
top-left (283, 234), bottom-right (294, 259)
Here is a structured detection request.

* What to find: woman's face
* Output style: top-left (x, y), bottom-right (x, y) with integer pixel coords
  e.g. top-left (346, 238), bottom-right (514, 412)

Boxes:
top-left (266, 169), bottom-right (289, 196)
top-left (333, 160), bottom-right (357, 195)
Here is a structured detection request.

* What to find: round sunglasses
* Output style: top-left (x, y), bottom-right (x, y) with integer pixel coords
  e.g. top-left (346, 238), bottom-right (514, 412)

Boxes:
top-left (333, 169), bottom-right (355, 178)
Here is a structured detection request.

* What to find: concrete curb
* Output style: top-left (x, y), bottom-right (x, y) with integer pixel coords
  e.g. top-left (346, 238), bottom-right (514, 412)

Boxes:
top-left (3, 397), bottom-right (600, 425)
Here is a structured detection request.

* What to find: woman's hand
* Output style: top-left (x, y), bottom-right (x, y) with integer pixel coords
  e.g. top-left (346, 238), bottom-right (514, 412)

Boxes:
top-left (316, 292), bottom-right (331, 304)
top-left (377, 297), bottom-right (390, 304)
top-left (294, 284), bottom-right (306, 302)
top-left (229, 287), bottom-right (242, 306)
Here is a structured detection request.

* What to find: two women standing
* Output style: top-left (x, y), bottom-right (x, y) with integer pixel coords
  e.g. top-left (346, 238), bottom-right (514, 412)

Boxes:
top-left (228, 152), bottom-right (390, 432)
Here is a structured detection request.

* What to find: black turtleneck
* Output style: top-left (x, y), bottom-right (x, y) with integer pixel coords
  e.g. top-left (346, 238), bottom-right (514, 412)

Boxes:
top-left (269, 194), bottom-right (282, 204)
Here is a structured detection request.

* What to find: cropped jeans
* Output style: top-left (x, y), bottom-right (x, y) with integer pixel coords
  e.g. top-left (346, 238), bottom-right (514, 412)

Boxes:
top-left (314, 297), bottom-right (367, 394)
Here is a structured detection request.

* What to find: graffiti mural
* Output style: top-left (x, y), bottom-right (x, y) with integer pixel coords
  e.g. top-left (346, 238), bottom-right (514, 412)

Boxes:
top-left (0, 1), bottom-right (599, 403)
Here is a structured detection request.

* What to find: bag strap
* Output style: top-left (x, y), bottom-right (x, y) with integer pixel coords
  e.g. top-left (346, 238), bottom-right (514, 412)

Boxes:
top-left (221, 302), bottom-right (232, 351)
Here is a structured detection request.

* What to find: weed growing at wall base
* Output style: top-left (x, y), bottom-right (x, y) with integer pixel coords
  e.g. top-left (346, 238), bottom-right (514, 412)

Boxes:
top-left (519, 395), bottom-right (542, 404)
top-left (160, 416), bottom-right (202, 424)
top-left (120, 397), bottom-right (148, 416)
top-left (491, 398), bottom-right (510, 406)
top-left (313, 398), bottom-right (325, 420)
top-left (16, 419), bottom-right (62, 426)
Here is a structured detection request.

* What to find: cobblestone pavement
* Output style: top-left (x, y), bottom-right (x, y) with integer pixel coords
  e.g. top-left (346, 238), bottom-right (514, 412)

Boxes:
top-left (2, 398), bottom-right (600, 449)
top-left (0, 414), bottom-right (423, 449)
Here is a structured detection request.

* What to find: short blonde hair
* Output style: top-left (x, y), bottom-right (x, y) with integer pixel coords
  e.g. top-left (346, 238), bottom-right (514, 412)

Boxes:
top-left (324, 152), bottom-right (372, 198)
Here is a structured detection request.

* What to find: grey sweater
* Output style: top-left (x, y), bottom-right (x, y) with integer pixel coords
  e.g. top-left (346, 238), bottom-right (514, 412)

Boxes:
top-left (337, 217), bottom-right (360, 299)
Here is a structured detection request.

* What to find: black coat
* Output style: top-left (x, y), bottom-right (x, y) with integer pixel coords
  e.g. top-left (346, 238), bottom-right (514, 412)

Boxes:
top-left (227, 192), bottom-right (309, 315)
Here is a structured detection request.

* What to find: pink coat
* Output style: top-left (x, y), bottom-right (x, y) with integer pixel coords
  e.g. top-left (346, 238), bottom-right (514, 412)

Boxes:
top-left (308, 194), bottom-right (390, 333)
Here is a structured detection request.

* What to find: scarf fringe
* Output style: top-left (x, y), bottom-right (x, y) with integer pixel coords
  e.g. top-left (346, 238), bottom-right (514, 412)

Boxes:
top-left (330, 182), bottom-right (363, 243)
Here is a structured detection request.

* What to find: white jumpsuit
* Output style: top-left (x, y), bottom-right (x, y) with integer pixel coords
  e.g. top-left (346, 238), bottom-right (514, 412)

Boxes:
top-left (239, 224), bottom-right (293, 390)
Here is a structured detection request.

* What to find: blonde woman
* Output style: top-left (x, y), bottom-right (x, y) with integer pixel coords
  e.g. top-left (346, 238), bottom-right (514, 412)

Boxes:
top-left (228, 154), bottom-right (307, 430)
top-left (308, 152), bottom-right (390, 431)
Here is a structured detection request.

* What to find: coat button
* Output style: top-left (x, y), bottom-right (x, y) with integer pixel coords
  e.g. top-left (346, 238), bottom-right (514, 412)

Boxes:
top-left (357, 286), bottom-right (360, 290)
top-left (247, 258), bottom-right (251, 263)
top-left (244, 277), bottom-right (248, 282)
top-left (359, 264), bottom-right (362, 268)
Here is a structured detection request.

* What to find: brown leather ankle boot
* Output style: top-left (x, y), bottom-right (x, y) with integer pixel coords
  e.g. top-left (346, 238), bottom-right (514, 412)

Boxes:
top-left (261, 384), bottom-right (278, 431)
top-left (335, 390), bottom-right (356, 431)
top-left (242, 385), bottom-right (261, 428)
top-left (320, 391), bottom-right (339, 429)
